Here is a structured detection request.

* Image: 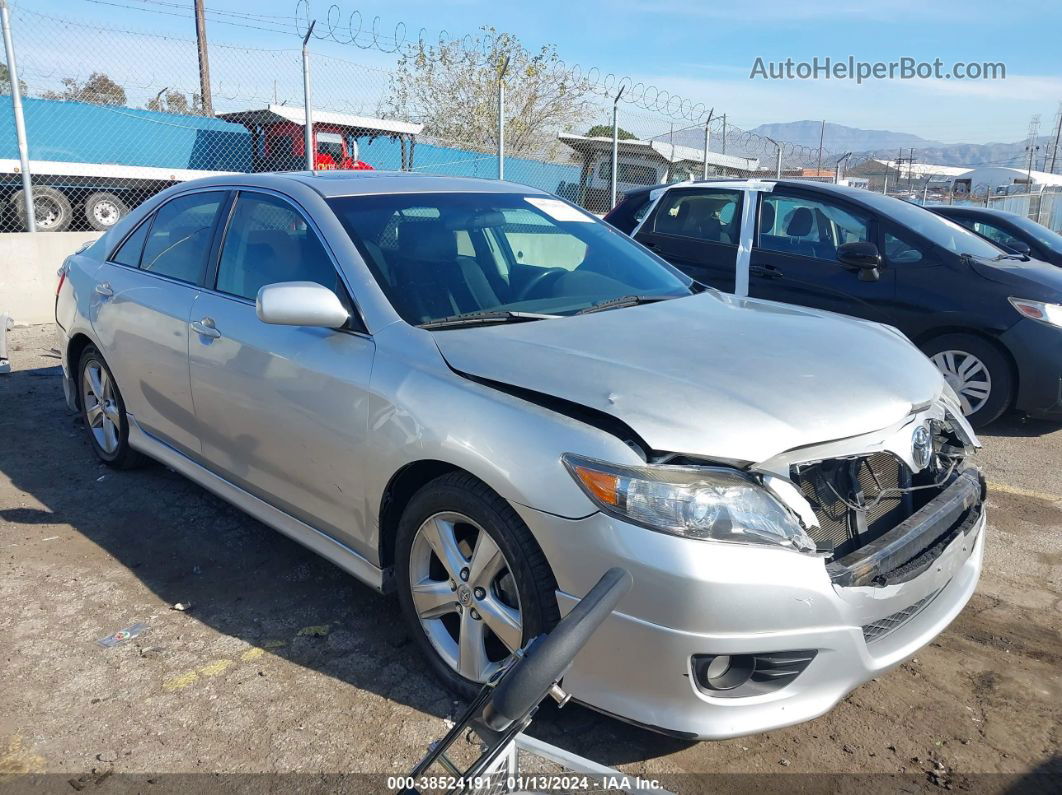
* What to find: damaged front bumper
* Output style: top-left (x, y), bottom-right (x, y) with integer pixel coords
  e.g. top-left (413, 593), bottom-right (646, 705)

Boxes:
top-left (514, 456), bottom-right (986, 739)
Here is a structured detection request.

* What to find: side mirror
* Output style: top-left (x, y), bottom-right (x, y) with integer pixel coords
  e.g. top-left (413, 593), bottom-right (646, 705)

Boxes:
top-left (837, 241), bottom-right (882, 282)
top-left (1008, 240), bottom-right (1031, 256)
top-left (256, 281), bottom-right (349, 329)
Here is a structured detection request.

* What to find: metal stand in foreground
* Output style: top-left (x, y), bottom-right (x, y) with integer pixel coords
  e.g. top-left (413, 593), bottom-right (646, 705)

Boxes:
top-left (1, 0), bottom-right (35, 232)
top-left (0, 313), bottom-right (13, 374)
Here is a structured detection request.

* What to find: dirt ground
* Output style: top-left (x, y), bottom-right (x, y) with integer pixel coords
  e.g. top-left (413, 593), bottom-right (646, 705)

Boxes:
top-left (1, 323), bottom-right (1060, 793)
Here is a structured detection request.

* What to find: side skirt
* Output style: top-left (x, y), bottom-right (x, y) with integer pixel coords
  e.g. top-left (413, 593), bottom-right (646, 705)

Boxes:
top-left (127, 416), bottom-right (387, 592)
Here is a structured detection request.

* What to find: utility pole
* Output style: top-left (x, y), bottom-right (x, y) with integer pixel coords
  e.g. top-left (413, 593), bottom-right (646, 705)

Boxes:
top-left (193, 0), bottom-right (213, 116)
top-left (816, 119), bottom-right (825, 176)
top-left (1026, 114), bottom-right (1042, 188)
top-left (908, 147), bottom-right (915, 194)
top-left (1, 0), bottom-right (33, 231)
top-left (720, 114), bottom-right (727, 155)
top-left (1050, 102), bottom-right (1062, 174)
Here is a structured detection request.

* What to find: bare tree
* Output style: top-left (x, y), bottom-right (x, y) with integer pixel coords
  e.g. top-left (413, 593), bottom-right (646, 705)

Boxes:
top-left (146, 89), bottom-right (191, 114)
top-left (42, 72), bottom-right (127, 106)
top-left (1, 63), bottom-right (26, 95)
top-left (382, 27), bottom-right (594, 157)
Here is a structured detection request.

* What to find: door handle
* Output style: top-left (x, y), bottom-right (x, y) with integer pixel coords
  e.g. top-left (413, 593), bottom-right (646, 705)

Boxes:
top-left (191, 317), bottom-right (221, 339)
top-left (750, 265), bottom-right (783, 279)
top-left (94, 282), bottom-right (113, 297)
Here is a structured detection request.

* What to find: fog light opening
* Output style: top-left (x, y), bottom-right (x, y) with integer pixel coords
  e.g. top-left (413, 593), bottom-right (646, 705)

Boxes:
top-left (695, 654), bottom-right (754, 691)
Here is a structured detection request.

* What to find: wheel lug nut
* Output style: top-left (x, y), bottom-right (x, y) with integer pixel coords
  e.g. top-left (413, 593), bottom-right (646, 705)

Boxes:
top-left (460, 568), bottom-right (469, 582)
top-left (473, 587), bottom-right (485, 600)
top-left (470, 609), bottom-right (480, 620)
top-left (449, 579), bottom-right (457, 591)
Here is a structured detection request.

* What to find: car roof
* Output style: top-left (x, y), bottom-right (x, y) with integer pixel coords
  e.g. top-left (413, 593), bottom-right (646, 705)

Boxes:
top-left (925, 205), bottom-right (1023, 220)
top-left (623, 178), bottom-right (872, 199)
top-left (157, 170), bottom-right (554, 199)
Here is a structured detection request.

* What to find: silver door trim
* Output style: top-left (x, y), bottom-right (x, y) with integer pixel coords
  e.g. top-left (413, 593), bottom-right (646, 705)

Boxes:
top-left (126, 413), bottom-right (387, 592)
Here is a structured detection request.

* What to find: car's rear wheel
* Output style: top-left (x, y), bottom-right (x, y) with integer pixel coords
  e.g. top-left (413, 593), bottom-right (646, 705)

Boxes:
top-left (395, 472), bottom-right (559, 698)
top-left (78, 346), bottom-right (145, 469)
top-left (922, 333), bottom-right (1013, 427)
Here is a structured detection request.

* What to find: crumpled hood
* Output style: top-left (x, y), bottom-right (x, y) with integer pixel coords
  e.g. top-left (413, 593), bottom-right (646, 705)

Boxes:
top-left (433, 292), bottom-right (944, 464)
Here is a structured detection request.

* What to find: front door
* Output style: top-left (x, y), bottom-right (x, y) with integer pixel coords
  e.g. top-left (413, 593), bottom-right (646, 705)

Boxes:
top-left (633, 187), bottom-right (744, 292)
top-left (92, 190), bottom-right (228, 455)
top-left (187, 190), bottom-right (376, 555)
top-left (749, 188), bottom-right (895, 323)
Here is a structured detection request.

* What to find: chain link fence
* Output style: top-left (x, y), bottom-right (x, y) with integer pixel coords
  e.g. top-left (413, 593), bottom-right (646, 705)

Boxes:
top-left (4, 2), bottom-right (1057, 235)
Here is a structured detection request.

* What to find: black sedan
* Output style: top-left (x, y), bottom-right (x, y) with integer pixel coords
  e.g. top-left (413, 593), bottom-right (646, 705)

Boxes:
top-left (605, 179), bottom-right (1062, 427)
top-left (927, 205), bottom-right (1062, 267)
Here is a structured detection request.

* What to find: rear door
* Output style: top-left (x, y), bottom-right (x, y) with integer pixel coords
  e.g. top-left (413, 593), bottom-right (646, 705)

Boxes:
top-left (749, 187), bottom-right (895, 323)
top-left (92, 189), bottom-right (228, 455)
top-left (632, 187), bottom-right (744, 292)
top-left (187, 189), bottom-right (376, 556)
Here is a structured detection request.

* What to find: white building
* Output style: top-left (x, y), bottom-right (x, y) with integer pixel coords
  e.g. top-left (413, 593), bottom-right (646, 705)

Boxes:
top-left (556, 133), bottom-right (759, 212)
top-left (951, 166), bottom-right (1062, 195)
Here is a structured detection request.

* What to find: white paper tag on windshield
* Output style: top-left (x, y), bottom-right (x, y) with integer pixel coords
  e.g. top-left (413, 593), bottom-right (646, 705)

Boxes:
top-left (524, 197), bottom-right (593, 222)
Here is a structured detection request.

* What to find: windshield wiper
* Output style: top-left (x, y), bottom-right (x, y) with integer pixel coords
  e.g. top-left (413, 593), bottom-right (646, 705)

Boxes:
top-left (418, 310), bottom-right (561, 330)
top-left (575, 294), bottom-right (677, 315)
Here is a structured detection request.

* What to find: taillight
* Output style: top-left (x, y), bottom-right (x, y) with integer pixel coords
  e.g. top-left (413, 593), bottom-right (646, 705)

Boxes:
top-left (56, 266), bottom-right (67, 297)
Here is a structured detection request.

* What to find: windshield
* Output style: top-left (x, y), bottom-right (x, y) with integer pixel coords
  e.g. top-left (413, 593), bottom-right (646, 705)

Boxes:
top-left (857, 192), bottom-right (1005, 259)
top-left (327, 192), bottom-right (693, 325)
top-left (1006, 213), bottom-right (1062, 254)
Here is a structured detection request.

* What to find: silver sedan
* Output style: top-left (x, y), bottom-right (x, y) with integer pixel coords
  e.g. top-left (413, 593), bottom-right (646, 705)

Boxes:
top-left (55, 172), bottom-right (985, 739)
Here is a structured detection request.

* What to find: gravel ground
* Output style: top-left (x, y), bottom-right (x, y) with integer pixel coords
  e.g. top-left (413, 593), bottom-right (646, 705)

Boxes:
top-left (1, 323), bottom-right (1060, 793)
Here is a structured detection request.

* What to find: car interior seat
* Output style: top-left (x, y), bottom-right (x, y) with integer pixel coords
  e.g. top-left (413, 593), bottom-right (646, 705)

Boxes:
top-left (393, 220), bottom-right (500, 322)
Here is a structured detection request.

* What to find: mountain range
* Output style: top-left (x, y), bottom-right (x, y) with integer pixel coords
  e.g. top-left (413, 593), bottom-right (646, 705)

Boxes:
top-left (668, 119), bottom-right (1060, 171)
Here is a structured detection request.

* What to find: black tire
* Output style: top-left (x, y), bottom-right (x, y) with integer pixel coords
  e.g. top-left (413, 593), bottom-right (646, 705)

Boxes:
top-left (84, 192), bottom-right (129, 231)
top-left (395, 471), bottom-right (560, 699)
top-left (77, 346), bottom-right (146, 469)
top-left (921, 333), bottom-right (1014, 428)
top-left (12, 186), bottom-right (73, 232)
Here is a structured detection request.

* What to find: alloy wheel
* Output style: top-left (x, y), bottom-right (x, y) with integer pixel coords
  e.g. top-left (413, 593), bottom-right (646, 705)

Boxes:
top-left (81, 360), bottom-right (121, 454)
top-left (931, 349), bottom-right (992, 416)
top-left (408, 511), bottom-right (523, 683)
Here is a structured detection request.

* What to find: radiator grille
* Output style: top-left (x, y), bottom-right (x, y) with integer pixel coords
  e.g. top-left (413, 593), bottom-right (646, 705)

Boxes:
top-left (862, 589), bottom-right (942, 645)
top-left (792, 453), bottom-right (913, 557)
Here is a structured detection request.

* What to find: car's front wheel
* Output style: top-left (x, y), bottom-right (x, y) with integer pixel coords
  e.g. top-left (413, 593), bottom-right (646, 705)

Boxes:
top-left (395, 472), bottom-right (559, 698)
top-left (922, 333), bottom-right (1013, 427)
top-left (78, 346), bottom-right (145, 469)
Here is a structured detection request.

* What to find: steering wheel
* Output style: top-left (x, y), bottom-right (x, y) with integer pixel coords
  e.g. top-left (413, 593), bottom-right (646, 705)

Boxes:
top-left (515, 268), bottom-right (567, 302)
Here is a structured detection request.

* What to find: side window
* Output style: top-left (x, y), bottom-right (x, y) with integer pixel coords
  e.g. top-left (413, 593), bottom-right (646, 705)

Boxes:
top-left (973, 221), bottom-right (1025, 251)
top-left (140, 192), bottom-right (225, 283)
top-left (758, 192), bottom-right (869, 262)
top-left (884, 229), bottom-right (928, 265)
top-left (651, 190), bottom-right (743, 245)
top-left (111, 218), bottom-right (151, 267)
top-left (216, 193), bottom-right (342, 301)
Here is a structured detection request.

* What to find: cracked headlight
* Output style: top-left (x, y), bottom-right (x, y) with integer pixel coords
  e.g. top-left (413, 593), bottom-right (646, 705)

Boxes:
top-left (562, 454), bottom-right (816, 553)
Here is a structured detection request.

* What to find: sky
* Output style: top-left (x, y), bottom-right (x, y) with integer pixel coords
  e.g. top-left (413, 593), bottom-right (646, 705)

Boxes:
top-left (24, 0), bottom-right (1062, 146)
